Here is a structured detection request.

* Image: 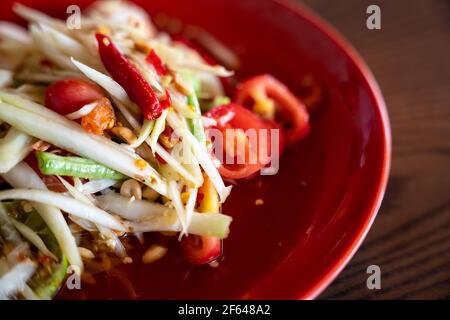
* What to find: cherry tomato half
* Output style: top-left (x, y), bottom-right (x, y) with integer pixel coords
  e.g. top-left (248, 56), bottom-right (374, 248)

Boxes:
top-left (181, 235), bottom-right (222, 265)
top-left (45, 79), bottom-right (105, 115)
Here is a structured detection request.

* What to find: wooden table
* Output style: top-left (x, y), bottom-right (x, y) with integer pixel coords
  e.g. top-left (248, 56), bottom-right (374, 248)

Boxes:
top-left (297, 0), bottom-right (450, 299)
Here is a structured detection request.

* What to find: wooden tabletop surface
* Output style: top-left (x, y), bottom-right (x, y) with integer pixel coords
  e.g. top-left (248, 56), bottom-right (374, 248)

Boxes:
top-left (297, 0), bottom-right (450, 299)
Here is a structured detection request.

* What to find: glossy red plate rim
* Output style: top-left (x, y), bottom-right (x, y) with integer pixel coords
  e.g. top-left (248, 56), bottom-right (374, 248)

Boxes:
top-left (274, 0), bottom-right (391, 299)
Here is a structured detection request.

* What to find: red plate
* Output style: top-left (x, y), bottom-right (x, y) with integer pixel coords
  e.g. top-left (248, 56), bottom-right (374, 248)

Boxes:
top-left (0, 0), bottom-right (391, 299)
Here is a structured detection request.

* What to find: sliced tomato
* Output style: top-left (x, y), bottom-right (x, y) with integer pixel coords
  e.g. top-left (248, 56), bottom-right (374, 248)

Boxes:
top-left (205, 103), bottom-right (284, 180)
top-left (45, 79), bottom-right (105, 115)
top-left (181, 235), bottom-right (222, 265)
top-left (235, 74), bottom-right (310, 145)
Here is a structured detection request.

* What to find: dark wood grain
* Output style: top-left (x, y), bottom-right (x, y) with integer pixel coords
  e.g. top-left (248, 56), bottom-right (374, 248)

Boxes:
top-left (297, 0), bottom-right (450, 299)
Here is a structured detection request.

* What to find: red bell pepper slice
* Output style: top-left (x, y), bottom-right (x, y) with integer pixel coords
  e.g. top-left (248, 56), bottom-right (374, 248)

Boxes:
top-left (95, 33), bottom-right (166, 120)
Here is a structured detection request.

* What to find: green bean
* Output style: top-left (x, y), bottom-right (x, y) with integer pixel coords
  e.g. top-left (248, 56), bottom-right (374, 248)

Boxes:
top-left (36, 151), bottom-right (125, 180)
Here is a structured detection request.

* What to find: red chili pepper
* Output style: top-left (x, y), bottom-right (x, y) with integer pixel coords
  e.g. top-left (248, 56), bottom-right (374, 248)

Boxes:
top-left (160, 89), bottom-right (172, 109)
top-left (146, 50), bottom-right (169, 76)
top-left (95, 33), bottom-right (165, 120)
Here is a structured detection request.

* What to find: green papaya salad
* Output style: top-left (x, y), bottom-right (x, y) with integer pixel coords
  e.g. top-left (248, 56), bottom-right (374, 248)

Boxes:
top-left (0, 201), bottom-right (68, 299)
top-left (0, 0), bottom-right (315, 299)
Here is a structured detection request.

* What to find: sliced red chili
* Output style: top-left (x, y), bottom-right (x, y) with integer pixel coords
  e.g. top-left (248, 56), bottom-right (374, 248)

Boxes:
top-left (146, 50), bottom-right (169, 76)
top-left (235, 74), bottom-right (310, 145)
top-left (95, 33), bottom-right (166, 120)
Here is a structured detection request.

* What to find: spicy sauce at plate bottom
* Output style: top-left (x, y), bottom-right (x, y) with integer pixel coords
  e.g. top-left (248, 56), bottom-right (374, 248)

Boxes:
top-left (57, 147), bottom-right (313, 300)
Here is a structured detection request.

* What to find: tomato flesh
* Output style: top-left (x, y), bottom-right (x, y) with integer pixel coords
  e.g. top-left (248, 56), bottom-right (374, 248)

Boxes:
top-left (181, 235), bottom-right (222, 265)
top-left (45, 79), bottom-right (105, 115)
top-left (235, 74), bottom-right (310, 144)
top-left (205, 103), bottom-right (284, 179)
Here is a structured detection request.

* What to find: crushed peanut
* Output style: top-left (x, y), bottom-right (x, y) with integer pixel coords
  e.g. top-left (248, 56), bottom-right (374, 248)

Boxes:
top-left (255, 199), bottom-right (264, 206)
top-left (111, 126), bottom-right (138, 144)
top-left (142, 244), bottom-right (168, 264)
top-left (78, 247), bottom-right (95, 260)
top-left (159, 134), bottom-right (177, 149)
top-left (142, 187), bottom-right (159, 201)
top-left (120, 179), bottom-right (142, 200)
top-left (122, 257), bottom-right (133, 264)
top-left (209, 260), bottom-right (220, 268)
top-left (31, 140), bottom-right (51, 152)
top-left (21, 201), bottom-right (33, 213)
